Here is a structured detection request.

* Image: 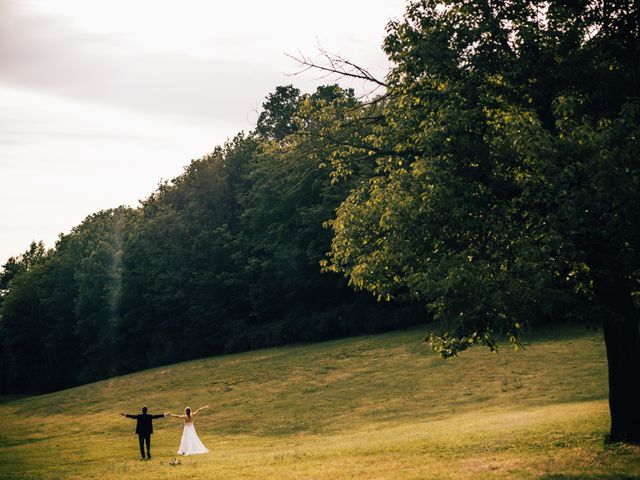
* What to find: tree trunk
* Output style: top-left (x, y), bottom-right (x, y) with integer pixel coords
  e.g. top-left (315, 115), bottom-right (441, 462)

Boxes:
top-left (600, 277), bottom-right (640, 443)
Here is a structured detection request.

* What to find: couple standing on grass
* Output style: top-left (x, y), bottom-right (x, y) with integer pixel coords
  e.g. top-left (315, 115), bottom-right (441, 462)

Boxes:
top-left (120, 404), bottom-right (209, 460)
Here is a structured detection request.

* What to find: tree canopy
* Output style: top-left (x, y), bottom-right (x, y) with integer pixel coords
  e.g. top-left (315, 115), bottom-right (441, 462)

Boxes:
top-left (320, 0), bottom-right (639, 442)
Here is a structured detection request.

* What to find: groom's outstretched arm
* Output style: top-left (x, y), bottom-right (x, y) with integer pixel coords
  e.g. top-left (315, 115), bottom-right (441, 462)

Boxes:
top-left (150, 413), bottom-right (165, 419)
top-left (121, 413), bottom-right (137, 419)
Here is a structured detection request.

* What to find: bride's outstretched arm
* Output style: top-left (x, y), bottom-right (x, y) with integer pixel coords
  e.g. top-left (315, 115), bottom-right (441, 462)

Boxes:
top-left (166, 413), bottom-right (185, 418)
top-left (193, 405), bottom-right (210, 416)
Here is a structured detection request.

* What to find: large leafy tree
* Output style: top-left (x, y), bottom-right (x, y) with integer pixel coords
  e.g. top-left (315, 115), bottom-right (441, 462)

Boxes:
top-left (0, 241), bottom-right (79, 392)
top-left (67, 207), bottom-right (134, 381)
top-left (0, 242), bottom-right (51, 391)
top-left (322, 0), bottom-right (640, 442)
top-left (255, 85), bottom-right (302, 141)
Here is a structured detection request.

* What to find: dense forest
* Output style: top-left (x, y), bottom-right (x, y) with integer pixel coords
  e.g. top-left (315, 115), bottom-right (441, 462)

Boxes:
top-left (1, 0), bottom-right (639, 442)
top-left (0, 85), bottom-right (425, 394)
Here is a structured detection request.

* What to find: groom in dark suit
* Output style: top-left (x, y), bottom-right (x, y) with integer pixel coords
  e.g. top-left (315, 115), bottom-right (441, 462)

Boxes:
top-left (121, 406), bottom-right (166, 460)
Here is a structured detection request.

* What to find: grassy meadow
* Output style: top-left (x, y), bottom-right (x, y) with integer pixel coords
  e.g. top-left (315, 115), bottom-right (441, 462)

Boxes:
top-left (0, 324), bottom-right (639, 479)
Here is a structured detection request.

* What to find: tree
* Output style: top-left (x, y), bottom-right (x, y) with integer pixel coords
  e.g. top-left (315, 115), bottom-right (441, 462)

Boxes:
top-left (119, 135), bottom-right (256, 369)
top-left (67, 207), bottom-right (133, 381)
top-left (239, 85), bottom-right (422, 345)
top-left (321, 0), bottom-right (640, 442)
top-left (0, 241), bottom-right (79, 392)
top-left (255, 85), bottom-right (302, 141)
top-left (0, 241), bottom-right (47, 294)
top-left (0, 242), bottom-right (49, 391)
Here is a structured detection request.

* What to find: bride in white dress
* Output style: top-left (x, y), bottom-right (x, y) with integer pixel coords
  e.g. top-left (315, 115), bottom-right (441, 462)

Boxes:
top-left (167, 405), bottom-right (210, 455)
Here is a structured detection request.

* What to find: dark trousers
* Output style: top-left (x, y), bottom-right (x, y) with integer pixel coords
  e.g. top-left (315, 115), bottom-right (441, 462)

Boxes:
top-left (138, 433), bottom-right (151, 458)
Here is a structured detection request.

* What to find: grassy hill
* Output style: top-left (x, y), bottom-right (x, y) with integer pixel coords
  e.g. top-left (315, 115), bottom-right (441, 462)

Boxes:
top-left (0, 325), bottom-right (638, 479)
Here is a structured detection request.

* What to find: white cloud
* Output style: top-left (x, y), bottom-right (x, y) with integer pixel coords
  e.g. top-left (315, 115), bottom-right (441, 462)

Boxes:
top-left (0, 84), bottom-right (226, 260)
top-left (0, 0), bottom-right (407, 262)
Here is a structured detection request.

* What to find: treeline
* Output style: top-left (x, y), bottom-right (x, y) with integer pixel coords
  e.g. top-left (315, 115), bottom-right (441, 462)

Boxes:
top-left (0, 85), bottom-right (426, 393)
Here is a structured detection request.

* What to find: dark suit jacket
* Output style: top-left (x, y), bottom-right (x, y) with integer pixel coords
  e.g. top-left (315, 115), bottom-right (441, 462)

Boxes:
top-left (125, 413), bottom-right (165, 435)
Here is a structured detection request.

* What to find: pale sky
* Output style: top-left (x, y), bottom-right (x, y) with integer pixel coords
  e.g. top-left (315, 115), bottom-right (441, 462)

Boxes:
top-left (0, 0), bottom-right (406, 263)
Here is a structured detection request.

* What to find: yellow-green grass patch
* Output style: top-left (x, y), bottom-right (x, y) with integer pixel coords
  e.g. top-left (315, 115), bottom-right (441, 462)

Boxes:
top-left (0, 325), bottom-right (638, 479)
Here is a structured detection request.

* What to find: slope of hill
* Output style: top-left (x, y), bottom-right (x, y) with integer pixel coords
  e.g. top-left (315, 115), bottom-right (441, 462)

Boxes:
top-left (0, 325), bottom-right (638, 479)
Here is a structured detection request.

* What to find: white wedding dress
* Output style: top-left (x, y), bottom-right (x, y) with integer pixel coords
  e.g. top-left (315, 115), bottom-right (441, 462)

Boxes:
top-left (177, 421), bottom-right (209, 455)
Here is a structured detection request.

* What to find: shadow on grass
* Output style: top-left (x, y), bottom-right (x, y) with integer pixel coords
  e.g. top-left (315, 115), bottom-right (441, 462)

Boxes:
top-left (0, 476), bottom-right (42, 480)
top-left (0, 394), bottom-right (32, 405)
top-left (540, 475), bottom-right (640, 480)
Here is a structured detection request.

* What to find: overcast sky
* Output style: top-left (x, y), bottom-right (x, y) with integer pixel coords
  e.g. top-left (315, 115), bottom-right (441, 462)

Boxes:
top-left (0, 0), bottom-right (406, 263)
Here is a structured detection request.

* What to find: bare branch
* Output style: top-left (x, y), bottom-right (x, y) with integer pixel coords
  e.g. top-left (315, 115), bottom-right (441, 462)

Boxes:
top-left (285, 47), bottom-right (390, 90)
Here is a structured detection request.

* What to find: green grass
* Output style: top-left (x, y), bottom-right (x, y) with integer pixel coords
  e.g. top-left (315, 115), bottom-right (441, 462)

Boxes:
top-left (0, 324), bottom-right (638, 479)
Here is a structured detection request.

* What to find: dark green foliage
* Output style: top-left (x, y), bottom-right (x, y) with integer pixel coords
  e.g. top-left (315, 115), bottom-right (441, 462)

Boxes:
top-left (0, 241), bottom-right (79, 392)
top-left (0, 88), bottom-right (421, 393)
top-left (321, 0), bottom-right (639, 442)
top-left (119, 137), bottom-right (252, 370)
top-left (255, 85), bottom-right (301, 141)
